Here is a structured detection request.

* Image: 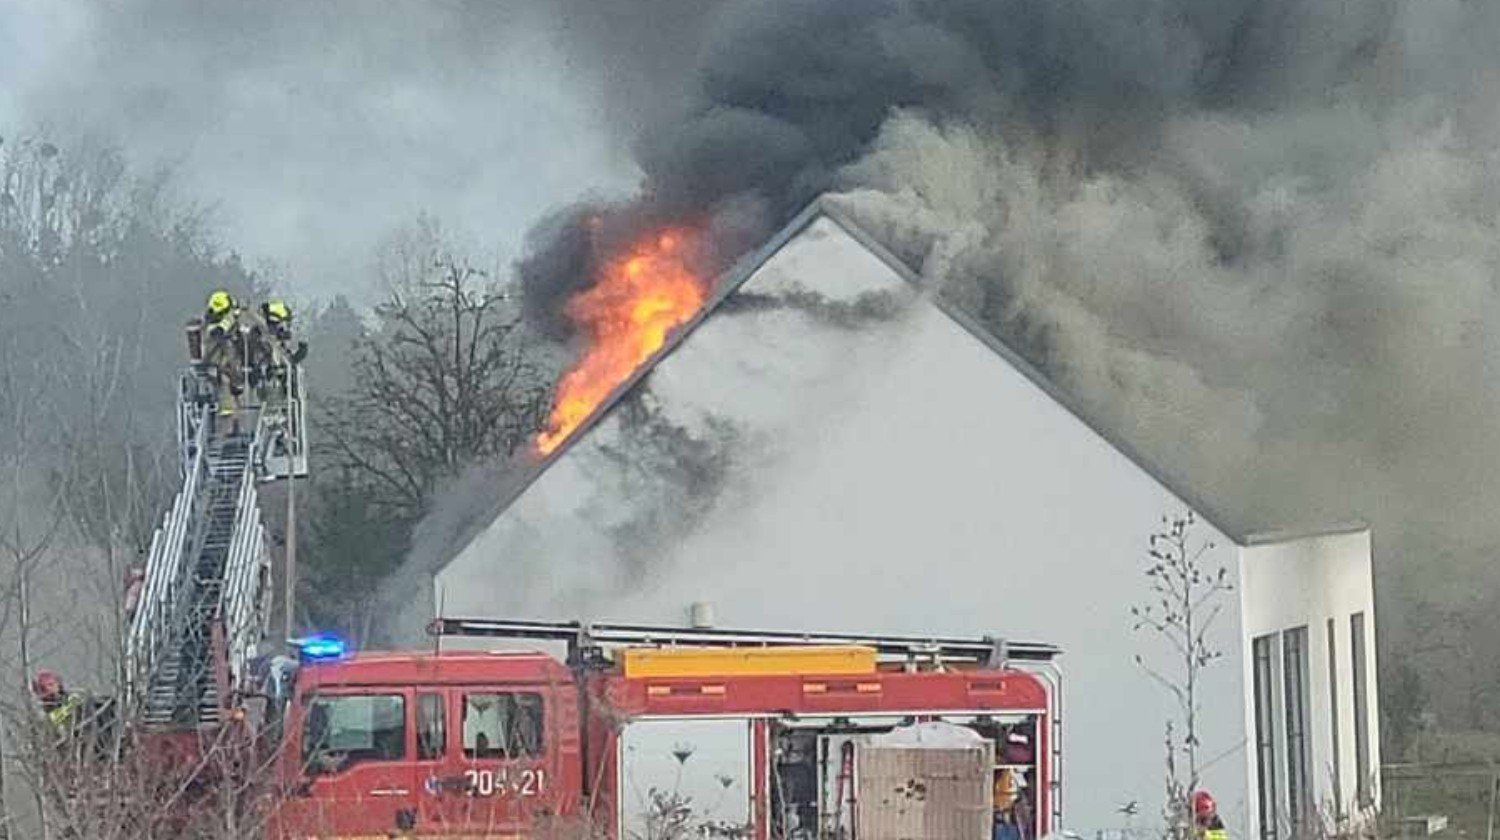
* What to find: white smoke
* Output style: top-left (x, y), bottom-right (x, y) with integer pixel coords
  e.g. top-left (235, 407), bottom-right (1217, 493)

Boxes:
top-left (827, 94), bottom-right (1500, 720)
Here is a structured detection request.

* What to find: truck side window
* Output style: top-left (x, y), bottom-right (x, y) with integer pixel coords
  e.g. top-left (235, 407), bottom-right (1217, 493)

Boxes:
top-left (462, 692), bottom-right (543, 759)
top-left (417, 693), bottom-right (445, 760)
top-left (302, 694), bottom-right (405, 771)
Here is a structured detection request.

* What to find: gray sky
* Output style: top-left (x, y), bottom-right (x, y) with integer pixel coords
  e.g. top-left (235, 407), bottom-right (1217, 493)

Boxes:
top-left (0, 0), bottom-right (642, 298)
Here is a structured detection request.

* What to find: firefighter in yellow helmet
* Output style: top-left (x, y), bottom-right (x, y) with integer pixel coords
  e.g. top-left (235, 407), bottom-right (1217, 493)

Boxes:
top-left (201, 289), bottom-right (246, 421)
top-left (250, 298), bottom-right (307, 409)
top-left (261, 299), bottom-right (307, 362)
top-left (262, 299), bottom-right (290, 338)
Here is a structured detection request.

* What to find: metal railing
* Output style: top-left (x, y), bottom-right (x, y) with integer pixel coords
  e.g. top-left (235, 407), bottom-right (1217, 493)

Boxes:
top-left (1383, 762), bottom-right (1498, 840)
top-left (130, 355), bottom-right (303, 723)
top-left (257, 361), bottom-right (308, 481)
top-left (219, 412), bottom-right (275, 698)
top-left (126, 404), bottom-right (211, 708)
top-left (176, 370), bottom-right (209, 480)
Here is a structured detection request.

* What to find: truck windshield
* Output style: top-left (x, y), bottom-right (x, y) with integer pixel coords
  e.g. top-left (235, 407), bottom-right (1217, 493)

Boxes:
top-left (302, 694), bottom-right (405, 771)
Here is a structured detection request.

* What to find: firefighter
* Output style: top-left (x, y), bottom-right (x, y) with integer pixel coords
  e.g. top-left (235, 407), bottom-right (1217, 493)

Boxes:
top-left (31, 669), bottom-right (89, 757)
top-left (1194, 790), bottom-right (1229, 840)
top-left (201, 289), bottom-right (246, 420)
top-left (31, 670), bottom-right (86, 830)
top-left (252, 299), bottom-right (307, 408)
top-left (32, 671), bottom-right (81, 730)
top-left (262, 299), bottom-right (291, 341)
top-left (261, 299), bottom-right (307, 362)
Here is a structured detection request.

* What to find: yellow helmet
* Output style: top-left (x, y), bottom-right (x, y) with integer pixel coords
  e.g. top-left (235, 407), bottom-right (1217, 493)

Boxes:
top-left (207, 290), bottom-right (233, 316)
top-left (265, 299), bottom-right (290, 323)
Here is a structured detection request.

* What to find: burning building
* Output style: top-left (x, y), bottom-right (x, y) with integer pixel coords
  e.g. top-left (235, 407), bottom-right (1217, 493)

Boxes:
top-left (431, 196), bottom-right (1380, 838)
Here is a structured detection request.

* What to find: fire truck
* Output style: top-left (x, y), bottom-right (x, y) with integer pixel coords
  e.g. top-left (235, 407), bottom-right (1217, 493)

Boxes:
top-left (267, 617), bottom-right (1063, 840)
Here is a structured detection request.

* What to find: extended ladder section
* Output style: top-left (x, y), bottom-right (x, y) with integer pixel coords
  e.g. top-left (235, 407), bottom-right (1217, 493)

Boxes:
top-left (428, 616), bottom-right (1062, 668)
top-left (127, 359), bottom-right (308, 729)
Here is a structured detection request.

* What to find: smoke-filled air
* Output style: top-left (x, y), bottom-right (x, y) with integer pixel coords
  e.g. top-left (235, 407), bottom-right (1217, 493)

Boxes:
top-left (515, 0), bottom-right (1500, 708)
top-left (4, 0), bottom-right (1500, 836)
top-left (411, 0), bottom-right (1500, 726)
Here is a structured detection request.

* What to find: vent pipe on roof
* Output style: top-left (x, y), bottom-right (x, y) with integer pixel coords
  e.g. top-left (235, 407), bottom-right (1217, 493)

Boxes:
top-left (689, 601), bottom-right (715, 629)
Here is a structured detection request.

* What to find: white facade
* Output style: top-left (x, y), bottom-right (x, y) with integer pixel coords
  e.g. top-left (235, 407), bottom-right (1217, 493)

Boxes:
top-left (433, 198), bottom-right (1379, 837)
top-left (1239, 527), bottom-right (1382, 840)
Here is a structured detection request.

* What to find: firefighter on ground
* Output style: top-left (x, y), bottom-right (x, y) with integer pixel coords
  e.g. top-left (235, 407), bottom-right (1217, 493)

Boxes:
top-left (32, 670), bottom-right (117, 761)
top-left (32, 670), bottom-right (85, 741)
top-left (1194, 790), bottom-right (1229, 840)
top-left (201, 289), bottom-right (247, 419)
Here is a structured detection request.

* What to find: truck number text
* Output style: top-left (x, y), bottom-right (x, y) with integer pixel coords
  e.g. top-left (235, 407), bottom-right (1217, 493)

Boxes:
top-left (464, 768), bottom-right (546, 797)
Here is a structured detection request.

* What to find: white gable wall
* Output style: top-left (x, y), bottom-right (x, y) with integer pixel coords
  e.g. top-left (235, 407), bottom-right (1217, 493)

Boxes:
top-left (1240, 529), bottom-right (1380, 840)
top-left (437, 213), bottom-right (1355, 835)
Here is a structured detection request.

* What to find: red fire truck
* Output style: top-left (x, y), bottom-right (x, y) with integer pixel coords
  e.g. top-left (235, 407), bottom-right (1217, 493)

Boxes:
top-left (267, 617), bottom-right (1063, 840)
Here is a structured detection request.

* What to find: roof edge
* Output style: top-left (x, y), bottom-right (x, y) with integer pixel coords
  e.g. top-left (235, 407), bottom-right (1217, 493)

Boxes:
top-left (814, 198), bottom-right (1263, 543)
top-left (1238, 520), bottom-right (1371, 547)
top-left (431, 201), bottom-right (832, 573)
top-left (523, 198), bottom-right (831, 475)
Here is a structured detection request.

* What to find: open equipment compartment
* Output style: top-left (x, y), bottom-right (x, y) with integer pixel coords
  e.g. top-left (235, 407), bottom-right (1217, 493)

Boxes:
top-left (769, 713), bottom-right (1041, 840)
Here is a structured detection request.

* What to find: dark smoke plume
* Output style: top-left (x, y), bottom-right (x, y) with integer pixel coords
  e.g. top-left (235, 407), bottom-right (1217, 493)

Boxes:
top-left (518, 0), bottom-right (1406, 334)
top-left (494, 0), bottom-right (1500, 730)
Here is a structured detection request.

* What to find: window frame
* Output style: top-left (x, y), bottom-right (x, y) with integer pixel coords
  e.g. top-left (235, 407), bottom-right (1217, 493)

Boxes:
top-left (416, 692), bottom-right (446, 761)
top-left (300, 691), bottom-right (408, 772)
top-left (460, 690), bottom-right (546, 760)
top-left (1326, 618), bottom-right (1342, 818)
top-left (1282, 626), bottom-right (1312, 832)
top-left (1253, 633), bottom-right (1280, 840)
top-left (1351, 612), bottom-right (1371, 807)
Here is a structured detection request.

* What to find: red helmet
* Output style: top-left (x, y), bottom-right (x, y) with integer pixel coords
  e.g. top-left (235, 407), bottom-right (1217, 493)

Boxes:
top-left (1193, 790), bottom-right (1217, 818)
top-left (31, 670), bottom-right (62, 699)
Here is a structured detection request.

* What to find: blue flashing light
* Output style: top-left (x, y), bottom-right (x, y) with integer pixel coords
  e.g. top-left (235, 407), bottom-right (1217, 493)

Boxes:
top-left (294, 633), bottom-right (348, 662)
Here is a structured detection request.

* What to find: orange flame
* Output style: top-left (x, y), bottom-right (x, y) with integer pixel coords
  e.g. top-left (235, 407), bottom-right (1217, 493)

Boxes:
top-left (534, 229), bottom-right (707, 456)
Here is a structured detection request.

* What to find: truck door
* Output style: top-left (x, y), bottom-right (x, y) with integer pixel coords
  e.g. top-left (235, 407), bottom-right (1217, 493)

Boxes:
top-left (421, 686), bottom-right (554, 833)
top-left (288, 689), bottom-right (418, 837)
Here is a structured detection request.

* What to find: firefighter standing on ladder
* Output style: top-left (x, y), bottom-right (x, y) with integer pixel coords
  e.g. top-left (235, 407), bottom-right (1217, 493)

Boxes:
top-left (252, 298), bottom-right (307, 410)
top-left (201, 289), bottom-right (247, 424)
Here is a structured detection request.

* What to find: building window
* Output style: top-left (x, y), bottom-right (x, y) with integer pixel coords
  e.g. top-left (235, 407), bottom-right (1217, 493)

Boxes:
top-left (1254, 634), bottom-right (1280, 840)
top-left (1327, 619), bottom-right (1342, 818)
top-left (1283, 627), bottom-right (1312, 833)
top-left (1351, 612), bottom-right (1371, 807)
top-left (462, 692), bottom-right (544, 758)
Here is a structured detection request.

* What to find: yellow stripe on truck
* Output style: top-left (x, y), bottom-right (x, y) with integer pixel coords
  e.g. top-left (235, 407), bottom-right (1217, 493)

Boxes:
top-left (623, 645), bottom-right (877, 677)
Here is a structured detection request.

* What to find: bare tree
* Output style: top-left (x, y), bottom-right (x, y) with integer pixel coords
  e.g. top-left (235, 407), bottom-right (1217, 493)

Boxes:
top-left (0, 131), bottom-right (271, 839)
top-left (1132, 510), bottom-right (1232, 840)
top-left (0, 684), bottom-right (317, 840)
top-left (0, 352), bottom-right (71, 839)
top-left (320, 245), bottom-right (547, 521)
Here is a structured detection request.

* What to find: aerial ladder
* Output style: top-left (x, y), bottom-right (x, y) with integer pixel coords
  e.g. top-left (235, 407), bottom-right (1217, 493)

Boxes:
top-left (125, 324), bottom-right (308, 733)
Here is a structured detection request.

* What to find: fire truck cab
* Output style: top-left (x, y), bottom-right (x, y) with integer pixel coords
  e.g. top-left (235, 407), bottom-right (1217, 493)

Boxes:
top-left (269, 618), bottom-right (1062, 840)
